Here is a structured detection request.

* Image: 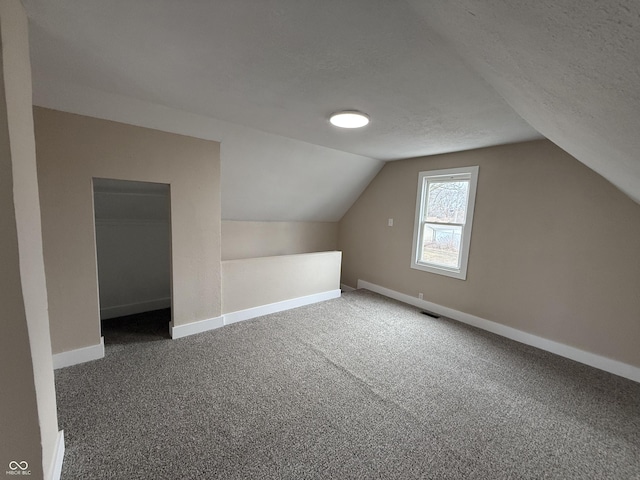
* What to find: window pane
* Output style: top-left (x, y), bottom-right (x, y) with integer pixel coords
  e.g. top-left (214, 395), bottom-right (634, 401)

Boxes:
top-left (420, 223), bottom-right (462, 268)
top-left (424, 180), bottom-right (469, 224)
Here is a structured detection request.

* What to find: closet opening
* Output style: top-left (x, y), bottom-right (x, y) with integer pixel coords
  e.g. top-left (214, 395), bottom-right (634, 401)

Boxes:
top-left (92, 178), bottom-right (172, 345)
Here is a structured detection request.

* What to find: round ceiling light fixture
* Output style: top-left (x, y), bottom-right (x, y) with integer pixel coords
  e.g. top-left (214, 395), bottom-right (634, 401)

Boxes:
top-left (329, 110), bottom-right (370, 129)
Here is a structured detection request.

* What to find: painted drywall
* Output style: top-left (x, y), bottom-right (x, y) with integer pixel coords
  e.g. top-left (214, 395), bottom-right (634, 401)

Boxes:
top-left (34, 107), bottom-right (221, 355)
top-left (95, 222), bottom-right (171, 318)
top-left (30, 80), bottom-right (384, 222)
top-left (222, 252), bottom-right (342, 314)
top-left (339, 140), bottom-right (640, 368)
top-left (222, 221), bottom-right (338, 260)
top-left (0, 0), bottom-right (58, 477)
top-left (94, 182), bottom-right (171, 319)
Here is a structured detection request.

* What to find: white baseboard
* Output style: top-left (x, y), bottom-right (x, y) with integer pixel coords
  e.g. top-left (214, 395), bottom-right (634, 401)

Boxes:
top-left (100, 297), bottom-right (171, 320)
top-left (223, 289), bottom-right (342, 326)
top-left (357, 280), bottom-right (640, 383)
top-left (170, 289), bottom-right (342, 339)
top-left (53, 337), bottom-right (105, 369)
top-left (340, 283), bottom-right (356, 292)
top-left (46, 430), bottom-right (64, 480)
top-left (170, 316), bottom-right (224, 340)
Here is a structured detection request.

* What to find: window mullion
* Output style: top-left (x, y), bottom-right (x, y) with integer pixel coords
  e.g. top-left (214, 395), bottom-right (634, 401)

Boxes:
top-left (424, 221), bottom-right (465, 228)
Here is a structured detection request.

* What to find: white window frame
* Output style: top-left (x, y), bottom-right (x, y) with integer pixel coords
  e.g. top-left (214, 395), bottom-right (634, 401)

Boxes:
top-left (411, 166), bottom-right (479, 280)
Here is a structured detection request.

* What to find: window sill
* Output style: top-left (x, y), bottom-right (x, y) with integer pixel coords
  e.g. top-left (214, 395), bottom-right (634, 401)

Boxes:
top-left (410, 262), bottom-right (467, 280)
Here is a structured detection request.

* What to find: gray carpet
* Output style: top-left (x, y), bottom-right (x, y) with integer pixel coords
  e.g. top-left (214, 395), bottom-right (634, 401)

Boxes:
top-left (56, 290), bottom-right (640, 479)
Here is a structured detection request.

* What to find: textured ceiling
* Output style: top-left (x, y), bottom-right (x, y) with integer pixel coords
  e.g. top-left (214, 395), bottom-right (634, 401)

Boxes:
top-left (407, 0), bottom-right (640, 204)
top-left (22, 0), bottom-right (539, 160)
top-left (33, 82), bottom-right (383, 222)
top-left (21, 0), bottom-right (640, 220)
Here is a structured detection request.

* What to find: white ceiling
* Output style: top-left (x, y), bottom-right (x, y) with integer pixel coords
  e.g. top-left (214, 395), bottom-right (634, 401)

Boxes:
top-left (407, 0), bottom-right (640, 205)
top-left (34, 81), bottom-right (384, 222)
top-left (22, 0), bottom-right (640, 220)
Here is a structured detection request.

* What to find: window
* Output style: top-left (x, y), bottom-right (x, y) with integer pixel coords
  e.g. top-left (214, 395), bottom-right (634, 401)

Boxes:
top-left (411, 166), bottom-right (479, 280)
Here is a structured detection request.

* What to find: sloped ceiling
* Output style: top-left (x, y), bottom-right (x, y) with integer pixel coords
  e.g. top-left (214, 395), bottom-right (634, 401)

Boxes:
top-left (21, 0), bottom-right (639, 219)
top-left (32, 83), bottom-right (382, 222)
top-left (407, 0), bottom-right (640, 204)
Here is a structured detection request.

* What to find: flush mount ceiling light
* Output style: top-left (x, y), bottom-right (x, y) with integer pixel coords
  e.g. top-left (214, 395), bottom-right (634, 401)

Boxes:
top-left (329, 110), bottom-right (370, 128)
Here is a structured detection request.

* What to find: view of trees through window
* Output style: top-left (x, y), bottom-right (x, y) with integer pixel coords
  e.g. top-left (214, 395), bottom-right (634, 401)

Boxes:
top-left (412, 166), bottom-right (478, 279)
top-left (421, 180), bottom-right (470, 268)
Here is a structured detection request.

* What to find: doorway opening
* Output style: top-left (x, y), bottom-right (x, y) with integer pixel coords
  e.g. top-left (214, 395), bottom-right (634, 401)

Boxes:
top-left (93, 178), bottom-right (172, 345)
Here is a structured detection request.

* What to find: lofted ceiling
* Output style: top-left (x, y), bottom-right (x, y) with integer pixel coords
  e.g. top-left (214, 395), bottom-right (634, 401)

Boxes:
top-left (407, 0), bottom-right (640, 205)
top-left (21, 0), bottom-right (640, 221)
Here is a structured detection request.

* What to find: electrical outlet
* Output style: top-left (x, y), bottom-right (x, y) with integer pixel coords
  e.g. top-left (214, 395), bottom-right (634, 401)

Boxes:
top-left (388, 218), bottom-right (393, 227)
top-left (418, 293), bottom-right (423, 300)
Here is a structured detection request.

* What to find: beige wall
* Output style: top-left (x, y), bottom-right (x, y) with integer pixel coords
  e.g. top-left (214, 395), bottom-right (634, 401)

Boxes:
top-left (34, 107), bottom-right (221, 354)
top-left (339, 140), bottom-right (640, 367)
top-left (0, 1), bottom-right (58, 477)
top-left (222, 252), bottom-right (341, 313)
top-left (222, 220), bottom-right (338, 260)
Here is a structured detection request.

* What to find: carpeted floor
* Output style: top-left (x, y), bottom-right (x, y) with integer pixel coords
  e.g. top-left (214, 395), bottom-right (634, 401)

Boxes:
top-left (56, 290), bottom-right (640, 479)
